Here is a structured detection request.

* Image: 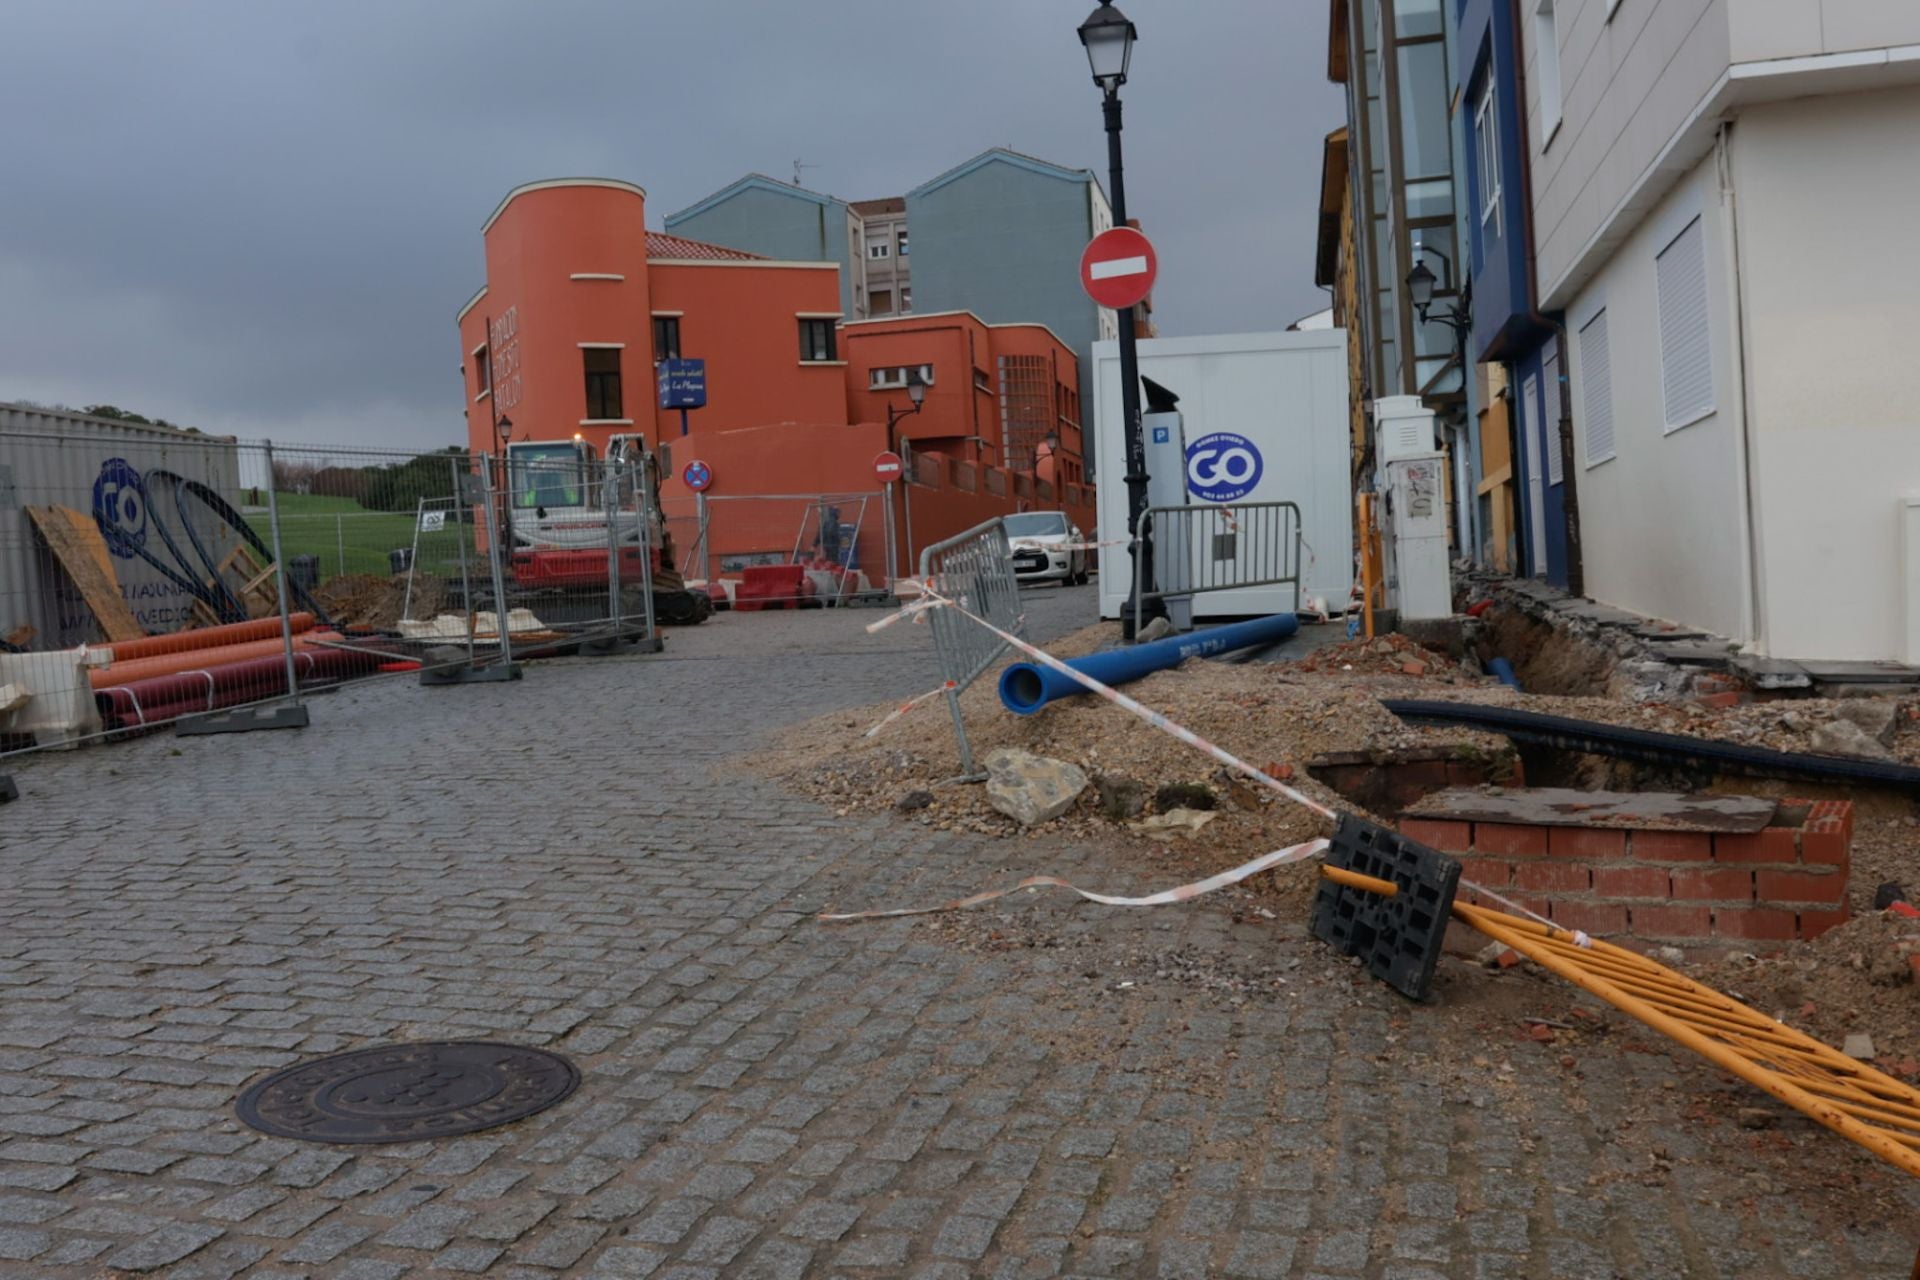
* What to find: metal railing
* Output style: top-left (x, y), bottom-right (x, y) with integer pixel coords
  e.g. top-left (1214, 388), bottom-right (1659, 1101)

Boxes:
top-left (1132, 500), bottom-right (1304, 635)
top-left (917, 516), bottom-right (1022, 781)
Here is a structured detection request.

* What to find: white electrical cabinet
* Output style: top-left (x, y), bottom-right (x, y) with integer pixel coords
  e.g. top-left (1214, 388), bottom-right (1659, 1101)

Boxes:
top-left (1090, 330), bottom-right (1353, 620)
top-left (1383, 452), bottom-right (1452, 620)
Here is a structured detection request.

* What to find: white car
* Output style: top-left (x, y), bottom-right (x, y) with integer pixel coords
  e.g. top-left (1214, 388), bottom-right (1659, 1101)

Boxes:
top-left (1005, 511), bottom-right (1089, 586)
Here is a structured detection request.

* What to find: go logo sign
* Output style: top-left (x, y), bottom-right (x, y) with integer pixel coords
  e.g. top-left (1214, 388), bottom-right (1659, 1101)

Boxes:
top-left (92, 458), bottom-right (149, 559)
top-left (1184, 432), bottom-right (1263, 503)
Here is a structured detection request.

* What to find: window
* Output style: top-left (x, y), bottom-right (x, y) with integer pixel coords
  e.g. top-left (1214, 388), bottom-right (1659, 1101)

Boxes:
top-left (652, 317), bottom-right (681, 361)
top-left (869, 365), bottom-right (933, 390)
top-left (1395, 39), bottom-right (1451, 179)
top-left (472, 346), bottom-right (491, 397)
top-left (1579, 310), bottom-right (1614, 466)
top-left (798, 318), bottom-right (837, 363)
top-left (900, 286), bottom-right (911, 312)
top-left (1656, 216), bottom-right (1713, 431)
top-left (1543, 350), bottom-right (1564, 485)
top-left (1535, 0), bottom-right (1563, 144)
top-left (867, 288), bottom-right (894, 317)
top-left (896, 231), bottom-right (909, 256)
top-left (583, 347), bottom-right (623, 420)
top-left (974, 367), bottom-right (991, 392)
top-left (868, 240), bottom-right (891, 260)
top-left (1473, 78), bottom-right (1501, 238)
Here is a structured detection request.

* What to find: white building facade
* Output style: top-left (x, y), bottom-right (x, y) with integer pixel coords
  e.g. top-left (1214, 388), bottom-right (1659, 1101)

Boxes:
top-left (1523, 0), bottom-right (1920, 661)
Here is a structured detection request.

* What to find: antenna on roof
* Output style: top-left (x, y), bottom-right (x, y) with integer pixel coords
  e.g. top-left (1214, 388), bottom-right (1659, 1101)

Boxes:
top-left (792, 159), bottom-right (819, 186)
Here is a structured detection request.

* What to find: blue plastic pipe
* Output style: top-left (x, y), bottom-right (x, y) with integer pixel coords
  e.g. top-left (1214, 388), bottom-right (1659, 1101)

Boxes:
top-left (1487, 657), bottom-right (1522, 690)
top-left (999, 613), bottom-right (1300, 716)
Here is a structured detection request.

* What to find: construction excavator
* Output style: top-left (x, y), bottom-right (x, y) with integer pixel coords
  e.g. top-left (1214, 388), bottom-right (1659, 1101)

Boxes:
top-left (501, 433), bottom-right (711, 626)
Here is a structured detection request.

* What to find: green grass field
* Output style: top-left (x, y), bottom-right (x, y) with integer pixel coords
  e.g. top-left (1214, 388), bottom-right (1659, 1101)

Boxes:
top-left (257, 491), bottom-right (471, 581)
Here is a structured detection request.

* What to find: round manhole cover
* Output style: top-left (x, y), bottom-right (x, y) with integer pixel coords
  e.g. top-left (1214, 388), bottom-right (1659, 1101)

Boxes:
top-left (236, 1041), bottom-right (579, 1144)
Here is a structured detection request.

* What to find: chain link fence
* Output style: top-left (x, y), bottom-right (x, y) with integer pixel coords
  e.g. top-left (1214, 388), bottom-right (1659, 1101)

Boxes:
top-left (0, 409), bottom-right (669, 762)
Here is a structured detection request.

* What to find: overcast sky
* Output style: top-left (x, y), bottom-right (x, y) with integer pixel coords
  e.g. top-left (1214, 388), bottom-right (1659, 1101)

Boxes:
top-left (0, 2), bottom-right (1342, 451)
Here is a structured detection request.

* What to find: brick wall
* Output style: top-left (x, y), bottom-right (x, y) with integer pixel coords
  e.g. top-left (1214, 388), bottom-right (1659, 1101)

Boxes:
top-left (1402, 798), bottom-right (1852, 944)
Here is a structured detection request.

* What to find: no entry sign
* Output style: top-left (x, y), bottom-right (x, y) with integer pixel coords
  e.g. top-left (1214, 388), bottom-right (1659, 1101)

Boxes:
top-left (682, 459), bottom-right (713, 492)
top-left (1080, 226), bottom-right (1158, 311)
top-left (873, 450), bottom-right (904, 485)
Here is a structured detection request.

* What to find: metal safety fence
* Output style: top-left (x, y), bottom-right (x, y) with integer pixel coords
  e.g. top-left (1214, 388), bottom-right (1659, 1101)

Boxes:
top-left (659, 490), bottom-right (898, 611)
top-left (1132, 500), bottom-right (1304, 634)
top-left (917, 516), bottom-right (1022, 780)
top-left (0, 407), bottom-right (667, 765)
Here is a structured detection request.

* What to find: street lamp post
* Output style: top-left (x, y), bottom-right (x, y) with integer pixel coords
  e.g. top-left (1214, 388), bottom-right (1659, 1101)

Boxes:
top-left (1079, 1), bottom-right (1148, 635)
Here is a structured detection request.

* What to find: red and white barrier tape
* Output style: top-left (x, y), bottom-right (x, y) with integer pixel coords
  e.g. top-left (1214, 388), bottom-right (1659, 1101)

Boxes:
top-left (849, 584), bottom-right (1553, 934)
top-left (905, 582), bottom-right (1339, 822)
top-left (864, 681), bottom-right (955, 737)
top-left (820, 837), bottom-right (1330, 921)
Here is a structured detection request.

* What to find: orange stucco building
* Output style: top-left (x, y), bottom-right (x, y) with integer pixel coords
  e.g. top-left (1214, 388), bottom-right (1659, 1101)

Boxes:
top-left (457, 178), bottom-right (1094, 577)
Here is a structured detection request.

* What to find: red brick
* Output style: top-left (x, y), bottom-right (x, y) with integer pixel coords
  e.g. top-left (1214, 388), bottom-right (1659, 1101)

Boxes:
top-left (1445, 761), bottom-right (1492, 786)
top-left (1631, 830), bottom-right (1714, 862)
top-left (1713, 907), bottom-right (1799, 941)
top-left (1515, 861), bottom-right (1593, 894)
top-left (1628, 903), bottom-right (1714, 939)
top-left (1694, 691), bottom-right (1744, 709)
top-left (1549, 827), bottom-right (1627, 859)
top-left (1755, 869), bottom-right (1846, 905)
top-left (1591, 866), bottom-right (1671, 900)
top-left (1799, 909), bottom-right (1851, 940)
top-left (1474, 822), bottom-right (1549, 857)
top-left (1549, 901), bottom-right (1629, 937)
top-left (1714, 828), bottom-right (1800, 864)
top-left (1399, 818), bottom-right (1471, 853)
top-left (1457, 857), bottom-right (1513, 890)
top-left (1671, 868), bottom-right (1754, 902)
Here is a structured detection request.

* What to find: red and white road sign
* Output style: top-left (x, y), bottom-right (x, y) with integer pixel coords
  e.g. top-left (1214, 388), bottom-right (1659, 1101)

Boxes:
top-left (873, 450), bottom-right (904, 485)
top-left (1080, 226), bottom-right (1158, 310)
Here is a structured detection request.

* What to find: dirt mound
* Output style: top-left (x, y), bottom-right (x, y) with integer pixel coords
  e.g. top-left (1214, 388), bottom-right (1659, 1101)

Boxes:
top-left (311, 572), bottom-right (446, 630)
top-left (1699, 909), bottom-right (1920, 1072)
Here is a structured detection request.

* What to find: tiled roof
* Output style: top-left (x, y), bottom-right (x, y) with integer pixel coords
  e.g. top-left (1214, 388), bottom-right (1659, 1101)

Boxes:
top-left (850, 196), bottom-right (905, 216)
top-left (645, 231), bottom-right (766, 261)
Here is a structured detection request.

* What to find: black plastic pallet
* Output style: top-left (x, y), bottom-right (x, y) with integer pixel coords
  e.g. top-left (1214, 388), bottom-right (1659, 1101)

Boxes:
top-left (1309, 814), bottom-right (1461, 1001)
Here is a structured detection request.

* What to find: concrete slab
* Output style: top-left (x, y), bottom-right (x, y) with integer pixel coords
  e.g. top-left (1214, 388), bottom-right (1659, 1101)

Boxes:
top-left (1404, 786), bottom-right (1778, 833)
top-left (1647, 641), bottom-right (1739, 670)
top-left (1729, 653), bottom-right (1814, 690)
top-left (1800, 659), bottom-right (1920, 686)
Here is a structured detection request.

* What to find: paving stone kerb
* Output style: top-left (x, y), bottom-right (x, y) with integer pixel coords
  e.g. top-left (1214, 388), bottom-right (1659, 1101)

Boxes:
top-left (2, 587), bottom-right (1914, 1278)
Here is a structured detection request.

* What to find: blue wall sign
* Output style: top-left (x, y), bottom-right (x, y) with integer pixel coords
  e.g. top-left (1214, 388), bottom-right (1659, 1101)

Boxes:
top-left (1184, 432), bottom-right (1264, 503)
top-left (658, 358), bottom-right (708, 410)
top-left (92, 458), bottom-right (149, 559)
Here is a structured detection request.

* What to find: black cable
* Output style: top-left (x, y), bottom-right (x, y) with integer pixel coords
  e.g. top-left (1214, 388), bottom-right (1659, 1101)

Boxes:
top-left (148, 471), bottom-right (335, 627)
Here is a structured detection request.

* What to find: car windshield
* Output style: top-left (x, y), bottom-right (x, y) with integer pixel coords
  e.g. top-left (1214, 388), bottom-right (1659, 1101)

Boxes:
top-left (1005, 513), bottom-right (1068, 538)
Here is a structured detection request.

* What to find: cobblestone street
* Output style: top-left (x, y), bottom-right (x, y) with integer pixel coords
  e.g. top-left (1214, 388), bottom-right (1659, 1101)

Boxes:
top-left (3, 586), bottom-right (1916, 1279)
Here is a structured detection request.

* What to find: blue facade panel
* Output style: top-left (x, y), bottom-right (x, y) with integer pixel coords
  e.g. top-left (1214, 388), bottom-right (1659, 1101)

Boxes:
top-left (1455, 0), bottom-right (1533, 364)
top-left (906, 156), bottom-right (1100, 408)
top-left (665, 181), bottom-right (854, 315)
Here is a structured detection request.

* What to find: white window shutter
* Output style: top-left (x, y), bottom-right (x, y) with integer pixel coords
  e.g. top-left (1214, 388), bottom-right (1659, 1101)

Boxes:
top-left (1580, 310), bottom-right (1614, 466)
top-left (1543, 351), bottom-right (1564, 486)
top-left (1656, 216), bottom-right (1713, 430)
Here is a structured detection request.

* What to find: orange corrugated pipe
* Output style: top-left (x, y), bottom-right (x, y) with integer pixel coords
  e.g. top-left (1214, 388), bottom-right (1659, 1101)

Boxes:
top-left (97, 614), bottom-right (317, 663)
top-left (89, 632), bottom-right (340, 688)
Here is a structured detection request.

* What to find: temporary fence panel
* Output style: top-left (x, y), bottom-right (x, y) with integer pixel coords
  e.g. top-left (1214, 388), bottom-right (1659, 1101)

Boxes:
top-left (1133, 500), bottom-right (1304, 635)
top-left (681, 492), bottom-right (896, 608)
top-left (0, 424), bottom-right (677, 759)
top-left (917, 516), bottom-right (1022, 780)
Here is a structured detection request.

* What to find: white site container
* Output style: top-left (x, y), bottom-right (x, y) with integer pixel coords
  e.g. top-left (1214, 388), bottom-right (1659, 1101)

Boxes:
top-left (1090, 329), bottom-right (1353, 621)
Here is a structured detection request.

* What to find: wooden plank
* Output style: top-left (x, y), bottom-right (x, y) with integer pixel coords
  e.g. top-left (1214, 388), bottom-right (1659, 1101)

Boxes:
top-left (24, 505), bottom-right (145, 642)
